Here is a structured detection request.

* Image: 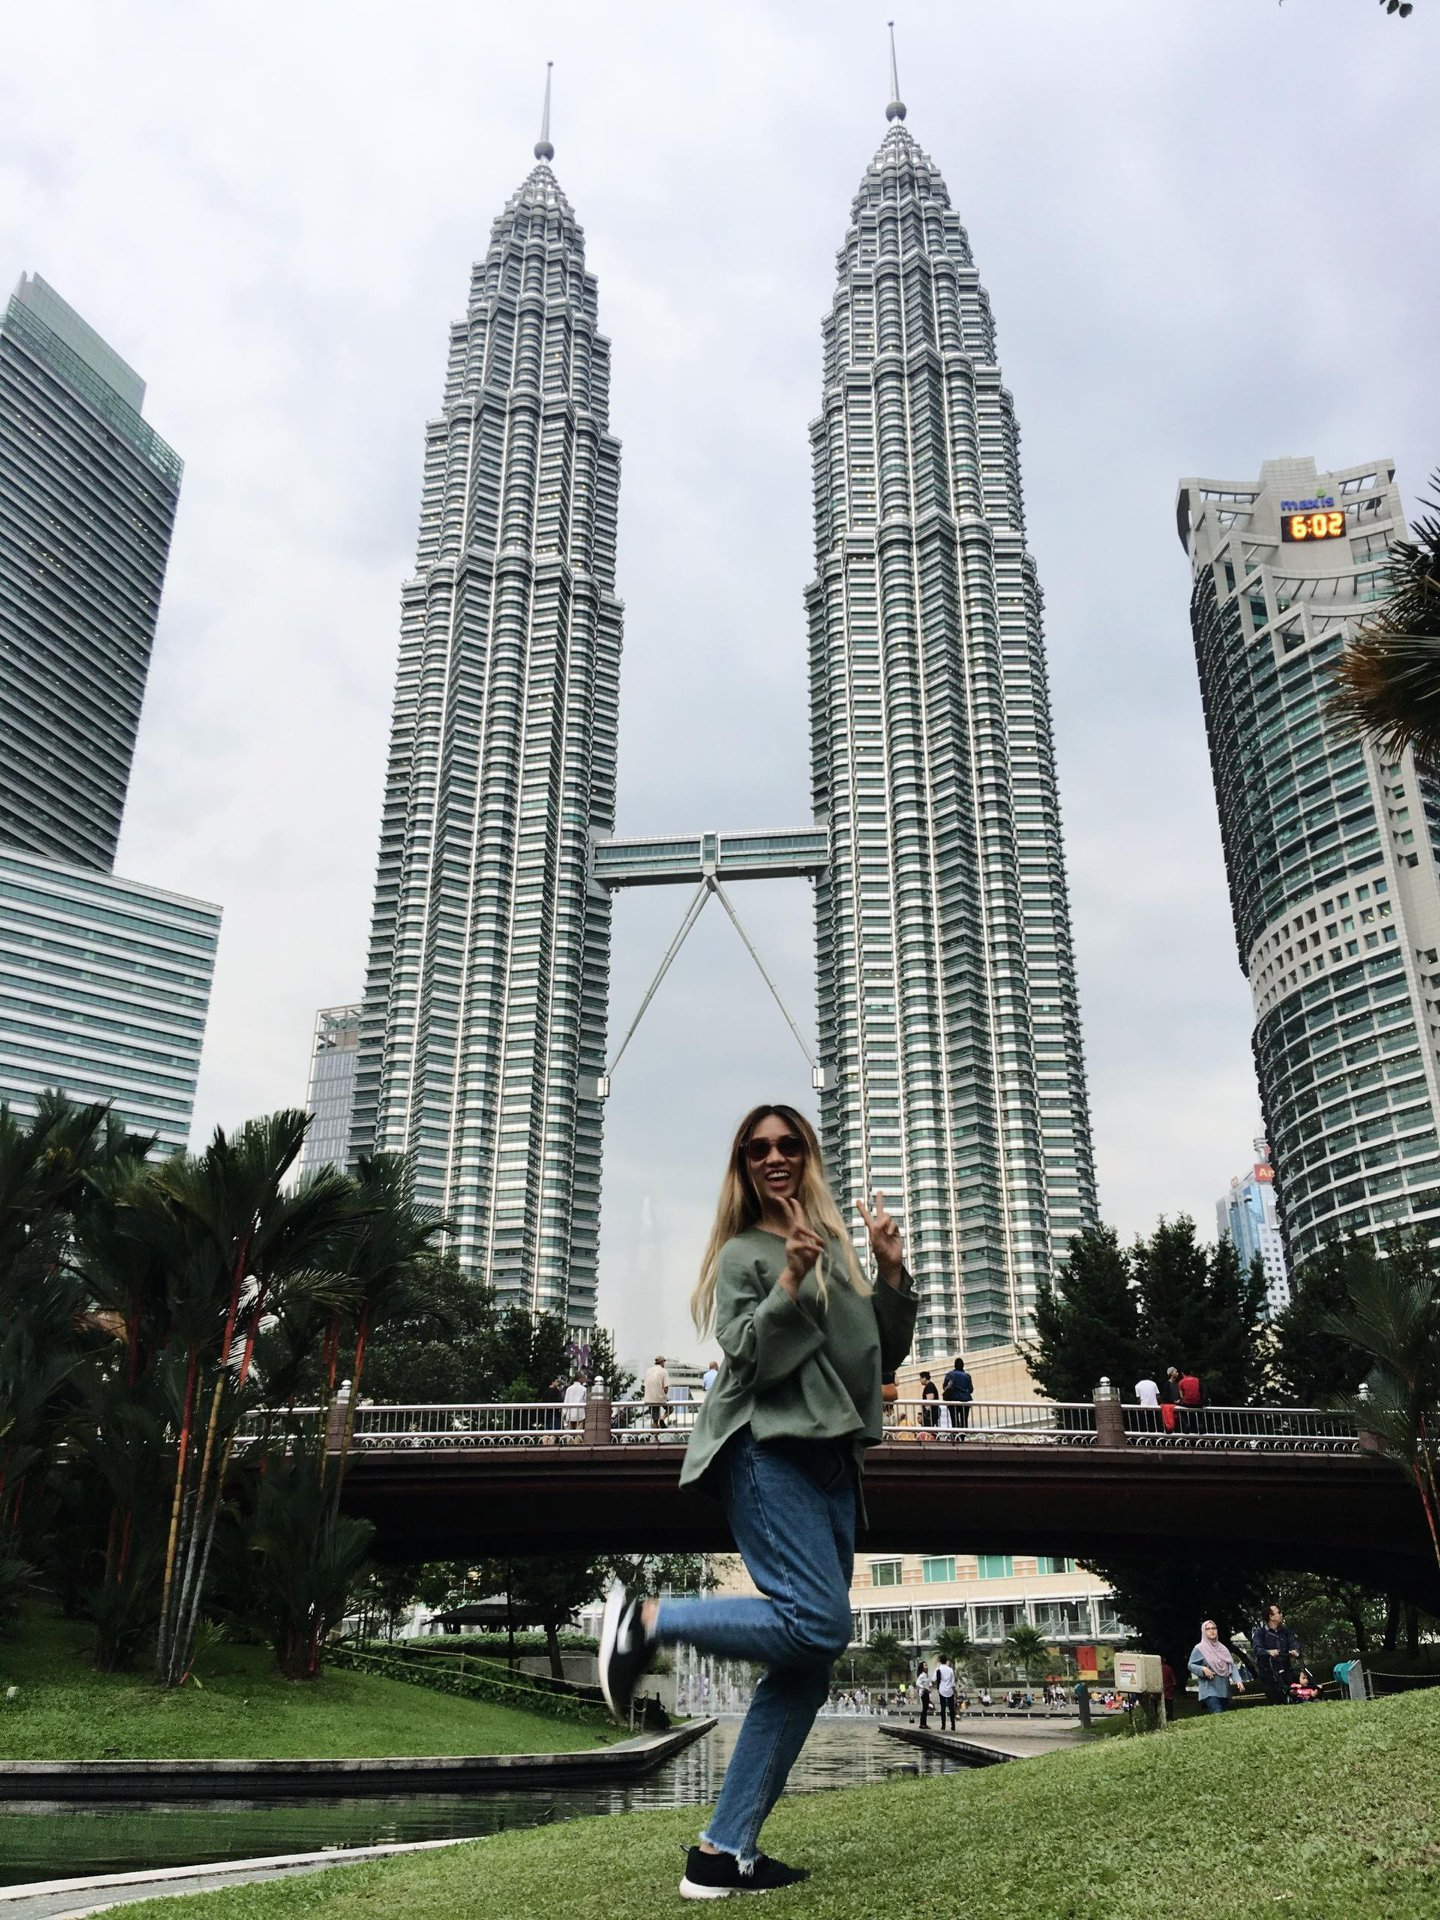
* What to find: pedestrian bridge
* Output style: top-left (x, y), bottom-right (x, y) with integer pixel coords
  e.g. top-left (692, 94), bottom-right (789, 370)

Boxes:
top-left (251, 1396), bottom-right (1440, 1609)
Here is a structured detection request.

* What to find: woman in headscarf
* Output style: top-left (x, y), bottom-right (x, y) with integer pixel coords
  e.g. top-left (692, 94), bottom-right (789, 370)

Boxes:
top-left (1189, 1619), bottom-right (1246, 1713)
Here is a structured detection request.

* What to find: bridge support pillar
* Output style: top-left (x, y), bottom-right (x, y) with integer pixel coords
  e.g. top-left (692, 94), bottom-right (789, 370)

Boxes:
top-left (1093, 1379), bottom-right (1127, 1450)
top-left (584, 1391), bottom-right (614, 1446)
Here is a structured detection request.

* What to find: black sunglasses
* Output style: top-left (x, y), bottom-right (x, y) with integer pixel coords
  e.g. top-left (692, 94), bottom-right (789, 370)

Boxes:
top-left (743, 1134), bottom-right (806, 1163)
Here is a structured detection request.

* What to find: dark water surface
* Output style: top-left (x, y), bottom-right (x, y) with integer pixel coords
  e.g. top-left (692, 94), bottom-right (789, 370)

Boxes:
top-left (0, 1719), bottom-right (960, 1887)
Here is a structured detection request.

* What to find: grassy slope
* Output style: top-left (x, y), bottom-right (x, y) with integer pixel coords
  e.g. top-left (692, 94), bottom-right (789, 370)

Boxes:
top-left (123, 1689), bottom-right (1440, 1920)
top-left (0, 1614), bottom-right (615, 1761)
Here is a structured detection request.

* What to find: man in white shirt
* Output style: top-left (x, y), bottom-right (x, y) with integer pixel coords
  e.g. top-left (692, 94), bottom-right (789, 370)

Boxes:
top-left (1135, 1373), bottom-right (1160, 1433)
top-left (643, 1355), bottom-right (669, 1429)
top-left (934, 1656), bottom-right (957, 1731)
top-left (562, 1373), bottom-right (588, 1440)
top-left (701, 1360), bottom-right (720, 1394)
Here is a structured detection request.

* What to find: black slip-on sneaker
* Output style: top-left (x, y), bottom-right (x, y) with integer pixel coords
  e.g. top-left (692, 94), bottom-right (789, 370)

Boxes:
top-left (679, 1847), bottom-right (811, 1899)
top-left (598, 1578), bottom-right (652, 1722)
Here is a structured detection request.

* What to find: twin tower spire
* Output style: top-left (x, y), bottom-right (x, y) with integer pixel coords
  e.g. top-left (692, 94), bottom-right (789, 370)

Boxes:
top-left (528, 29), bottom-right (908, 165)
top-left (353, 39), bottom-right (1097, 1353)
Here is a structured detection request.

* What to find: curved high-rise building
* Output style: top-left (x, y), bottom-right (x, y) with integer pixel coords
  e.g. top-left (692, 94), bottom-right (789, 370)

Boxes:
top-left (808, 85), bottom-right (1096, 1354)
top-left (1181, 455), bottom-right (1440, 1266)
top-left (0, 273), bottom-right (183, 870)
top-left (352, 89), bottom-right (622, 1321)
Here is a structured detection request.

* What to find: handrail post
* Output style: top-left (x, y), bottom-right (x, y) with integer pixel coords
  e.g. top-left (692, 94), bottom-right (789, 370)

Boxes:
top-left (1355, 1379), bottom-right (1384, 1455)
top-left (326, 1379), bottom-right (352, 1454)
top-left (584, 1385), bottom-right (614, 1446)
top-left (1093, 1377), bottom-right (1126, 1449)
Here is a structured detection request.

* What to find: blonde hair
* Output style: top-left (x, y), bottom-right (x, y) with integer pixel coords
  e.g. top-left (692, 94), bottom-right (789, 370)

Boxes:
top-left (691, 1104), bottom-right (871, 1336)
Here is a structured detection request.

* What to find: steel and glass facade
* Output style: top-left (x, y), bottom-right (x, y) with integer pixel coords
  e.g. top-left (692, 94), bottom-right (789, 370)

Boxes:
top-left (0, 273), bottom-right (183, 870)
top-left (301, 1003), bottom-right (362, 1173)
top-left (0, 847), bottom-right (218, 1153)
top-left (352, 144), bottom-right (622, 1322)
top-left (1181, 456), bottom-right (1440, 1267)
top-left (1216, 1140), bottom-right (1290, 1318)
top-left (808, 108), bottom-right (1096, 1354)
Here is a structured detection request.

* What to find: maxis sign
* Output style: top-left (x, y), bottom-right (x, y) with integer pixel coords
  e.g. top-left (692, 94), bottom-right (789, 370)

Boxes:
top-left (1279, 492), bottom-right (1344, 544)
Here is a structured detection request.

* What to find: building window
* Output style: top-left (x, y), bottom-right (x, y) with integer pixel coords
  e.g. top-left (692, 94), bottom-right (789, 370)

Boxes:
top-left (922, 1556), bottom-right (956, 1584)
top-left (977, 1554), bottom-right (1014, 1580)
top-left (1035, 1556), bottom-right (1075, 1576)
top-left (871, 1559), bottom-right (903, 1588)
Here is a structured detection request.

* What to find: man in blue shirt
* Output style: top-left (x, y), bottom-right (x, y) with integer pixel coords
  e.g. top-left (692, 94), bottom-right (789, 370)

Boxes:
top-left (942, 1355), bottom-right (974, 1434)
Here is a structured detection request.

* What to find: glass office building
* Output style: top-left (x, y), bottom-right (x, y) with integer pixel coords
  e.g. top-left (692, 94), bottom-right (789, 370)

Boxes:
top-left (1181, 456), bottom-right (1440, 1268)
top-left (0, 273), bottom-right (183, 871)
top-left (351, 112), bottom-right (622, 1322)
top-left (301, 1003), bottom-right (362, 1173)
top-left (1216, 1139), bottom-right (1290, 1318)
top-left (0, 848), bottom-right (219, 1153)
top-left (808, 90), bottom-right (1096, 1353)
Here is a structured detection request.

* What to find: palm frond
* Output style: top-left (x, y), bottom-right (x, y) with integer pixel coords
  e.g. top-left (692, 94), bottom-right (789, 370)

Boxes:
top-left (1329, 471), bottom-right (1440, 766)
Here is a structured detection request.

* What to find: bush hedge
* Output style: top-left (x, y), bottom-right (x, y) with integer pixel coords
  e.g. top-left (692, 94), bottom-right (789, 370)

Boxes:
top-left (330, 1645), bottom-right (610, 1727)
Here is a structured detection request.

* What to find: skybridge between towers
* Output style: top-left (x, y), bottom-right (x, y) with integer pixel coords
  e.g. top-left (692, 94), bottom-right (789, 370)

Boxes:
top-left (590, 826), bottom-right (830, 1096)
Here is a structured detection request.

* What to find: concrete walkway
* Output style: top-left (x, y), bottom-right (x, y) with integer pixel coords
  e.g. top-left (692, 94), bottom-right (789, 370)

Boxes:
top-left (880, 1719), bottom-right (1088, 1766)
top-left (0, 1835), bottom-right (478, 1920)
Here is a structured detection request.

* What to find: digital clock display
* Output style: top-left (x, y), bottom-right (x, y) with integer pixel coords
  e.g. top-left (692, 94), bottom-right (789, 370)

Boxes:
top-left (1282, 508), bottom-right (1346, 543)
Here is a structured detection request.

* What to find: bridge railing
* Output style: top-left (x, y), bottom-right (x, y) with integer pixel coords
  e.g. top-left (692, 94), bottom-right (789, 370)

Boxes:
top-left (234, 1396), bottom-right (1366, 1456)
top-left (611, 1399), bottom-right (702, 1441)
top-left (234, 1402), bottom-right (595, 1448)
top-left (1121, 1405), bottom-right (1359, 1452)
top-left (884, 1400), bottom-right (1097, 1444)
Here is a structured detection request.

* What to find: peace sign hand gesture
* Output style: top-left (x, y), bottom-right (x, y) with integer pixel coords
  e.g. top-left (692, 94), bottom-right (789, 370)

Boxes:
top-left (778, 1196), bottom-right (825, 1300)
top-left (857, 1191), bottom-right (904, 1287)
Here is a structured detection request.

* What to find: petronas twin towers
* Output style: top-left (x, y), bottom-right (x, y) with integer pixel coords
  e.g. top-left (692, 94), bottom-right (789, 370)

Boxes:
top-left (351, 64), bottom-right (1097, 1354)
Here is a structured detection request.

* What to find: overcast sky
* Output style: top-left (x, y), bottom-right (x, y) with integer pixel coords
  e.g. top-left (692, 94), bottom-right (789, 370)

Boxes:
top-left (4, 0), bottom-right (1437, 1365)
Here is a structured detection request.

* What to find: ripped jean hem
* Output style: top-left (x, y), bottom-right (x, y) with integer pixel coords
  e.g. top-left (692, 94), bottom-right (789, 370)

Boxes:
top-left (698, 1831), bottom-right (757, 1871)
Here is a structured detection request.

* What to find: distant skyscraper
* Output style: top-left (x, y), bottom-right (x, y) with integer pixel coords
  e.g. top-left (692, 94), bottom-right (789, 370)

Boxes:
top-left (301, 1004), bottom-right (362, 1174)
top-left (352, 81), bottom-right (621, 1322)
top-left (0, 273), bottom-right (217, 1147)
top-left (0, 273), bottom-right (183, 870)
top-left (1181, 456), bottom-right (1440, 1268)
top-left (1217, 1138), bottom-right (1290, 1319)
top-left (0, 848), bottom-right (218, 1153)
top-left (808, 68), bottom-right (1096, 1353)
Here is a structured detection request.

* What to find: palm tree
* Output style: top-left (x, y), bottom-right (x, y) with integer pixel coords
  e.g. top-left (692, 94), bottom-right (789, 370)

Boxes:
top-left (933, 1624), bottom-right (973, 1676)
top-left (0, 1094), bottom-right (149, 1598)
top-left (1002, 1621), bottom-right (1051, 1685)
top-left (865, 1629), bottom-right (908, 1689)
top-left (132, 1111), bottom-right (358, 1685)
top-left (1329, 472), bottom-right (1440, 765)
top-left (322, 1153), bottom-right (449, 1508)
top-left (1322, 1245), bottom-right (1440, 1573)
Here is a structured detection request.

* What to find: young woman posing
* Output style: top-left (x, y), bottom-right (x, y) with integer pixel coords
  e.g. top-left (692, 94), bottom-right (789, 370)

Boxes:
top-left (599, 1103), bottom-right (916, 1899)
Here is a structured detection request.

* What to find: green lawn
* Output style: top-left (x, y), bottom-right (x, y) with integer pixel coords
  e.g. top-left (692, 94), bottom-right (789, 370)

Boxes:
top-left (0, 1613), bottom-right (616, 1761)
top-left (119, 1687), bottom-right (1440, 1919)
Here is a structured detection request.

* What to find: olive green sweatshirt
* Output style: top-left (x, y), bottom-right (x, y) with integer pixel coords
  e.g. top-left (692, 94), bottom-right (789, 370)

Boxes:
top-left (679, 1226), bottom-right (918, 1495)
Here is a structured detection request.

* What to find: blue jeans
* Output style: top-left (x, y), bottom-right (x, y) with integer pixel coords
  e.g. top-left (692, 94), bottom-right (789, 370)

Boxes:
top-left (654, 1428), bottom-right (855, 1865)
top-left (1204, 1695), bottom-right (1229, 1713)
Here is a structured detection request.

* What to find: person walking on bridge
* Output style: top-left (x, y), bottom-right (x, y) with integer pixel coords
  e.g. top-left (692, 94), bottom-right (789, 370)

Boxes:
top-left (942, 1354), bottom-right (973, 1435)
top-left (643, 1355), bottom-right (669, 1430)
top-left (597, 1102), bottom-right (916, 1900)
